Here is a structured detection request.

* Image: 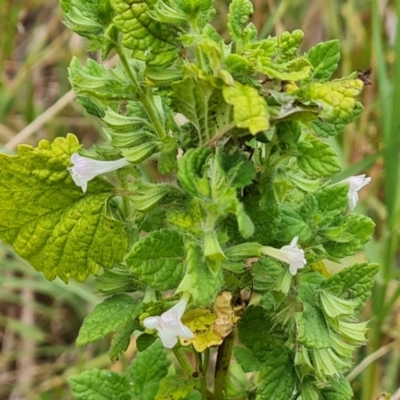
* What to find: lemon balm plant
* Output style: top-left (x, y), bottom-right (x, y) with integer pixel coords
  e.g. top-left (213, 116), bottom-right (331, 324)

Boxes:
top-left (0, 0), bottom-right (378, 399)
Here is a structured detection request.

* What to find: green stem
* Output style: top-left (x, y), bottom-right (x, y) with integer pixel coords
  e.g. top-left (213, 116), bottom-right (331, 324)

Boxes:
top-left (214, 330), bottom-right (235, 400)
top-left (172, 348), bottom-right (194, 377)
top-left (116, 46), bottom-right (166, 139)
top-left (194, 351), bottom-right (208, 400)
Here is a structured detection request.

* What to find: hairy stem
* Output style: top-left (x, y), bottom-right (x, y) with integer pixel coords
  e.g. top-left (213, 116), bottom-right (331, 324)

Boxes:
top-left (117, 46), bottom-right (166, 139)
top-left (214, 330), bottom-right (235, 399)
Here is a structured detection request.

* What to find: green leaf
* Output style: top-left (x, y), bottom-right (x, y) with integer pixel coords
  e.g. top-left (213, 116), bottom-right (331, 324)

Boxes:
top-left (255, 346), bottom-right (296, 400)
top-left (177, 147), bottom-right (212, 197)
top-left (129, 340), bottom-right (169, 400)
top-left (68, 369), bottom-right (133, 400)
top-left (297, 135), bottom-right (341, 178)
top-left (294, 79), bottom-right (363, 124)
top-left (311, 120), bottom-right (345, 138)
top-left (307, 40), bottom-right (340, 80)
top-left (295, 301), bottom-right (331, 349)
top-left (171, 68), bottom-right (232, 144)
top-left (276, 29), bottom-right (305, 61)
top-left (323, 214), bottom-right (375, 257)
top-left (0, 134), bottom-right (128, 283)
top-left (177, 241), bottom-right (223, 306)
top-left (234, 346), bottom-right (264, 372)
top-left (109, 319), bottom-right (137, 362)
top-left (320, 376), bottom-right (353, 400)
top-left (122, 142), bottom-right (160, 164)
top-left (155, 376), bottom-right (197, 400)
top-left (96, 267), bottom-right (138, 295)
top-left (126, 229), bottom-right (185, 290)
top-left (158, 147), bottom-right (178, 174)
top-left (223, 81), bottom-right (269, 134)
top-left (61, 0), bottom-right (115, 54)
top-left (137, 333), bottom-right (157, 352)
top-left (238, 306), bottom-right (287, 358)
top-left (314, 183), bottom-right (349, 226)
top-left (69, 58), bottom-right (136, 102)
top-left (77, 294), bottom-right (141, 346)
top-left (279, 206), bottom-right (313, 242)
top-left (227, 0), bottom-right (254, 42)
top-left (322, 262), bottom-right (379, 307)
top-left (219, 147), bottom-right (256, 188)
top-left (276, 121), bottom-right (301, 150)
top-left (110, 0), bottom-right (178, 66)
top-left (258, 57), bottom-right (311, 81)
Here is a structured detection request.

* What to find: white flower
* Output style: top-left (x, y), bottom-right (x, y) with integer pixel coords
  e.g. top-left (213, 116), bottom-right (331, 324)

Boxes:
top-left (261, 236), bottom-right (306, 275)
top-left (340, 174), bottom-right (371, 211)
top-left (67, 153), bottom-right (129, 193)
top-left (143, 293), bottom-right (194, 349)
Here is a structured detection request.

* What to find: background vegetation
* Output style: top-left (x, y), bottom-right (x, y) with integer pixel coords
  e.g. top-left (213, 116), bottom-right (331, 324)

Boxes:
top-left (0, 0), bottom-right (398, 399)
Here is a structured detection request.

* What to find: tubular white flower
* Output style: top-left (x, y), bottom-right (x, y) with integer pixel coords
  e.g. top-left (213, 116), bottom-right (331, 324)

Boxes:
top-left (261, 236), bottom-right (306, 275)
top-left (67, 153), bottom-right (129, 193)
top-left (340, 174), bottom-right (371, 211)
top-left (143, 292), bottom-right (194, 349)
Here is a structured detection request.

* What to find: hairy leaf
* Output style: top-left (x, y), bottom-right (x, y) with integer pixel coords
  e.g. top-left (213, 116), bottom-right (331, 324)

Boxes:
top-left (307, 40), bottom-right (340, 80)
top-left (256, 346), bottom-right (296, 400)
top-left (322, 262), bottom-right (379, 307)
top-left (111, 0), bottom-right (178, 66)
top-left (77, 294), bottom-right (141, 346)
top-left (68, 369), bottom-right (133, 400)
top-left (0, 134), bottom-right (128, 282)
top-left (129, 340), bottom-right (169, 400)
top-left (223, 81), bottom-right (269, 134)
top-left (126, 229), bottom-right (185, 290)
top-left (297, 135), bottom-right (341, 178)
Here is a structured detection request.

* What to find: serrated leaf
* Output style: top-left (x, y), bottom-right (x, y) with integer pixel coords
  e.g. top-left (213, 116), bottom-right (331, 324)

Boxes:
top-left (238, 306), bottom-right (287, 357)
top-left (220, 147), bottom-right (256, 188)
top-left (77, 294), bottom-right (141, 346)
top-left (255, 346), bottom-right (296, 400)
top-left (68, 369), bottom-right (133, 400)
top-left (227, 0), bottom-right (254, 42)
top-left (320, 376), bottom-right (353, 400)
top-left (177, 241), bottom-right (223, 306)
top-left (307, 40), bottom-right (340, 80)
top-left (0, 134), bottom-right (128, 283)
top-left (96, 267), bottom-right (138, 295)
top-left (279, 206), bottom-right (313, 242)
top-left (297, 135), bottom-right (341, 178)
top-left (121, 141), bottom-right (160, 164)
top-left (295, 301), bottom-right (331, 349)
top-left (234, 346), bottom-right (264, 372)
top-left (129, 340), bottom-right (169, 400)
top-left (259, 57), bottom-right (311, 81)
top-left (109, 319), bottom-right (137, 362)
top-left (323, 214), bottom-right (375, 257)
top-left (69, 58), bottom-right (136, 101)
top-left (276, 29), bottom-right (304, 61)
top-left (276, 121), bottom-right (301, 150)
top-left (126, 229), bottom-right (184, 290)
top-left (110, 0), bottom-right (178, 66)
top-left (311, 120), bottom-right (345, 138)
top-left (171, 68), bottom-right (232, 144)
top-left (61, 0), bottom-right (115, 53)
top-left (155, 376), bottom-right (197, 400)
top-left (223, 81), bottom-right (269, 134)
top-left (177, 147), bottom-right (212, 197)
top-left (322, 262), bottom-right (379, 307)
top-left (294, 79), bottom-right (363, 124)
top-left (314, 183), bottom-right (349, 226)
